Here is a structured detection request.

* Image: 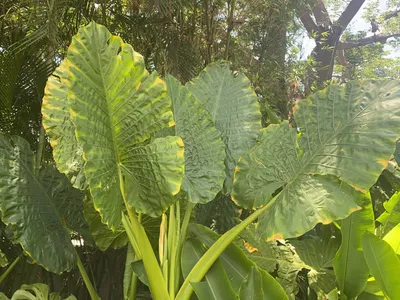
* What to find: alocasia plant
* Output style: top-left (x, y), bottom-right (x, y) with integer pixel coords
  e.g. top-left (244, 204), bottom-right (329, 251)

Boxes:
top-left (1, 21), bottom-right (400, 300)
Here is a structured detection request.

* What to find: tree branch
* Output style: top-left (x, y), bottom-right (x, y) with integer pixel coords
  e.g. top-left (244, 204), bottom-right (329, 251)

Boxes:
top-left (384, 9), bottom-right (400, 21)
top-left (313, 0), bottom-right (331, 26)
top-left (336, 0), bottom-right (366, 30)
top-left (337, 49), bottom-right (351, 67)
top-left (337, 33), bottom-right (400, 49)
top-left (299, 5), bottom-right (319, 35)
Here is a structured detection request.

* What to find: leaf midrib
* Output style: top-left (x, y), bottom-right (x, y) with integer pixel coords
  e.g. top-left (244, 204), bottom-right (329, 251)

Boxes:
top-left (341, 212), bottom-right (353, 294)
top-left (282, 84), bottom-right (386, 197)
top-left (365, 238), bottom-right (391, 298)
top-left (192, 243), bottom-right (219, 300)
top-left (1, 138), bottom-right (71, 244)
top-left (92, 26), bottom-right (122, 170)
top-left (213, 66), bottom-right (226, 121)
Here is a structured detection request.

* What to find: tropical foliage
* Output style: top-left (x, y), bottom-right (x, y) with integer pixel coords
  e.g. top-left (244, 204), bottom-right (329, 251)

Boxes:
top-left (1, 1), bottom-right (400, 300)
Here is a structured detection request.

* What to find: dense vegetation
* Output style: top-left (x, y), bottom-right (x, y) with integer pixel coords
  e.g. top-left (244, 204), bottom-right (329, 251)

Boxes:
top-left (1, 1), bottom-right (400, 299)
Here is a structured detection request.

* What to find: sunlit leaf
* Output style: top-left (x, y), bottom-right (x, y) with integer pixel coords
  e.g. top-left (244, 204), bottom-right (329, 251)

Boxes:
top-left (382, 223), bottom-right (400, 255)
top-left (181, 238), bottom-right (237, 300)
top-left (44, 22), bottom-right (184, 230)
top-left (188, 61), bottom-right (261, 192)
top-left (334, 194), bottom-right (374, 299)
top-left (42, 59), bottom-right (85, 190)
top-left (377, 192), bottom-right (400, 236)
top-left (189, 224), bottom-right (287, 299)
top-left (233, 80), bottom-right (400, 240)
top-left (362, 232), bottom-right (400, 300)
top-left (165, 75), bottom-right (225, 204)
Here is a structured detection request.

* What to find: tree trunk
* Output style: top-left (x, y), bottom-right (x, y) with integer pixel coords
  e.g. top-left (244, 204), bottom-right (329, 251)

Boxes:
top-left (300, 0), bottom-right (366, 91)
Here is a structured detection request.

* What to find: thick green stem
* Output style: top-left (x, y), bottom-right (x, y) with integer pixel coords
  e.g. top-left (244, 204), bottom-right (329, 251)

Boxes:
top-left (129, 273), bottom-right (138, 300)
top-left (179, 202), bottom-right (194, 249)
top-left (168, 202), bottom-right (181, 299)
top-left (76, 251), bottom-right (100, 300)
top-left (118, 167), bottom-right (170, 299)
top-left (128, 212), bottom-right (141, 300)
top-left (0, 255), bottom-right (21, 286)
top-left (159, 213), bottom-right (168, 284)
top-left (122, 212), bottom-right (170, 300)
top-left (124, 244), bottom-right (137, 300)
top-left (173, 202), bottom-right (194, 292)
top-left (122, 214), bottom-right (141, 257)
top-left (168, 205), bottom-right (175, 298)
top-left (175, 195), bottom-right (278, 300)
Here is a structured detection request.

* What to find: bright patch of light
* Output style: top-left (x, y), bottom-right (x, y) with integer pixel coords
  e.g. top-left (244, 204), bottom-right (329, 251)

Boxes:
top-left (72, 238), bottom-right (84, 247)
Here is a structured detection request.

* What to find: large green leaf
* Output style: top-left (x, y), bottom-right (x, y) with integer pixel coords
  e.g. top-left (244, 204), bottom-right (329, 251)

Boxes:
top-left (233, 80), bottom-right (400, 240)
top-left (165, 75), bottom-right (225, 204)
top-left (188, 224), bottom-right (287, 299)
top-left (333, 194), bottom-right (374, 299)
top-left (42, 59), bottom-right (85, 190)
top-left (187, 61), bottom-right (261, 192)
top-left (188, 223), bottom-right (251, 293)
top-left (383, 223), bottom-right (400, 255)
top-left (362, 232), bottom-right (400, 300)
top-left (83, 194), bottom-right (127, 251)
top-left (377, 192), bottom-right (400, 236)
top-left (181, 238), bottom-right (237, 300)
top-left (43, 46), bottom-right (114, 250)
top-left (239, 266), bottom-right (287, 300)
top-left (0, 135), bottom-right (88, 273)
top-left (46, 22), bottom-right (184, 229)
top-left (239, 266), bottom-right (264, 300)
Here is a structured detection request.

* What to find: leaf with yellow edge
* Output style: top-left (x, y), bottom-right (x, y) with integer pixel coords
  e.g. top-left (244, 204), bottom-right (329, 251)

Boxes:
top-left (233, 80), bottom-right (400, 240)
top-left (44, 22), bottom-right (184, 230)
top-left (42, 59), bottom-right (85, 190)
